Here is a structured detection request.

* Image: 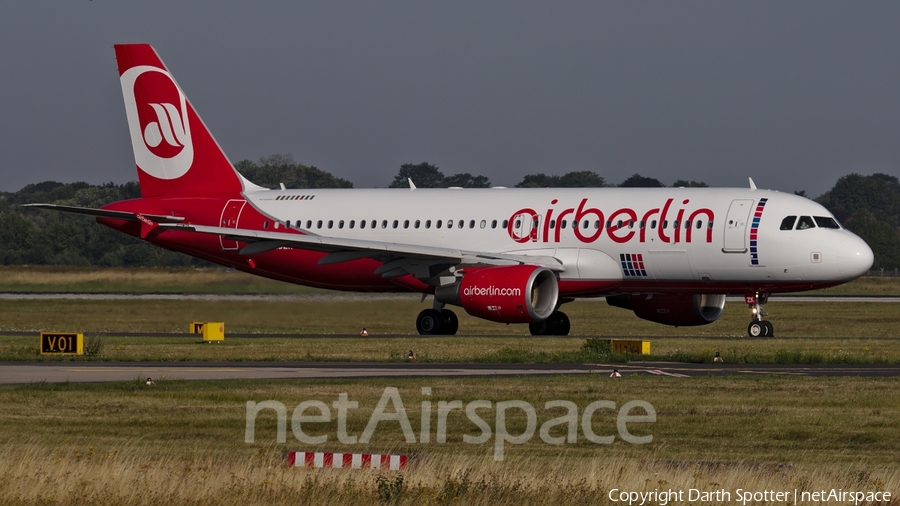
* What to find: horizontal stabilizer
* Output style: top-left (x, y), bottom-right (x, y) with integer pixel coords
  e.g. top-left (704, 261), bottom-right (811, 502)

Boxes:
top-left (21, 204), bottom-right (185, 223)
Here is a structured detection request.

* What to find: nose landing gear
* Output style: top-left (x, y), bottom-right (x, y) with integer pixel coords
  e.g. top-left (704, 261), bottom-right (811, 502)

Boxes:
top-left (746, 293), bottom-right (774, 337)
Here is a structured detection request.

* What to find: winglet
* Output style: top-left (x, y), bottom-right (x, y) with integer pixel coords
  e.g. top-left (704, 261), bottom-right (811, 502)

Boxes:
top-left (748, 177), bottom-right (757, 190)
top-left (408, 178), bottom-right (417, 190)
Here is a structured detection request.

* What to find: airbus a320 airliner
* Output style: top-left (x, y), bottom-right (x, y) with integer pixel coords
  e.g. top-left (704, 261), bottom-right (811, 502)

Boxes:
top-left (28, 44), bottom-right (874, 337)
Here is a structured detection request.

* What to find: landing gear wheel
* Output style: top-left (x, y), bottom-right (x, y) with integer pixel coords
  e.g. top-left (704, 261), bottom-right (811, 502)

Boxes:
top-left (550, 311), bottom-right (572, 336)
top-left (416, 309), bottom-right (444, 335)
top-left (529, 319), bottom-right (550, 336)
top-left (748, 321), bottom-right (765, 337)
top-left (746, 292), bottom-right (774, 338)
top-left (529, 311), bottom-right (571, 336)
top-left (441, 309), bottom-right (459, 336)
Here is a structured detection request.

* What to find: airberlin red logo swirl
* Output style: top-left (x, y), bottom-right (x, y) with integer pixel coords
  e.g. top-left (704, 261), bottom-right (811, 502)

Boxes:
top-left (121, 65), bottom-right (194, 181)
top-left (135, 71), bottom-right (187, 159)
top-left (507, 198), bottom-right (715, 245)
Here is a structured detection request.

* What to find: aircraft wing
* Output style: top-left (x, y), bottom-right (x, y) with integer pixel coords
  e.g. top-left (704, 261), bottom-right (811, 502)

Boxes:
top-left (157, 223), bottom-right (564, 279)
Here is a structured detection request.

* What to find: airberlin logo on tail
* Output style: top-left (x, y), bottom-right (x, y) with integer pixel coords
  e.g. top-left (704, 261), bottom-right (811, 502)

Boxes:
top-left (143, 103), bottom-right (188, 151)
top-left (120, 65), bottom-right (194, 180)
top-left (507, 198), bottom-right (715, 245)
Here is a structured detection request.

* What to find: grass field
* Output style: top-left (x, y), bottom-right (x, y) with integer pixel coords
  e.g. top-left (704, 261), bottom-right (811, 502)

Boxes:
top-left (1, 375), bottom-right (898, 505)
top-left (1, 298), bottom-right (898, 363)
top-left (2, 265), bottom-right (899, 295)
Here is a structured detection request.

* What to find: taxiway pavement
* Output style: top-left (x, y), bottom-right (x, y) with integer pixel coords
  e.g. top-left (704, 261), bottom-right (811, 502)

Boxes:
top-left (2, 361), bottom-right (899, 384)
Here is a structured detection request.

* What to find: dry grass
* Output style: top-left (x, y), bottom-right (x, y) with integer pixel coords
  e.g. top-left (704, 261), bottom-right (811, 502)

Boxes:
top-left (1, 445), bottom-right (897, 506)
top-left (1, 375), bottom-right (898, 505)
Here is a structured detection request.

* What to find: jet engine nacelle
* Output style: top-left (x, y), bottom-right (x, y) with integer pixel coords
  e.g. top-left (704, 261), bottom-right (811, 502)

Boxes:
top-left (435, 265), bottom-right (559, 323)
top-left (606, 293), bottom-right (726, 326)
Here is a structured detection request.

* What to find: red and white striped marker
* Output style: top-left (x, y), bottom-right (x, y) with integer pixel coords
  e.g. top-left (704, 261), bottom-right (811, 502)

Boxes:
top-left (287, 451), bottom-right (408, 471)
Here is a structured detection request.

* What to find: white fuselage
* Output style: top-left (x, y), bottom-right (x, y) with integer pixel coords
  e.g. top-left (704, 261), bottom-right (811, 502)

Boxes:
top-left (244, 186), bottom-right (873, 293)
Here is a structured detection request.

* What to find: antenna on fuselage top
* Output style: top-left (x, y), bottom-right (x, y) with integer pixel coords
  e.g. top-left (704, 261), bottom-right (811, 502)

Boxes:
top-left (748, 177), bottom-right (757, 190)
top-left (280, 183), bottom-right (286, 190)
top-left (408, 178), bottom-right (417, 190)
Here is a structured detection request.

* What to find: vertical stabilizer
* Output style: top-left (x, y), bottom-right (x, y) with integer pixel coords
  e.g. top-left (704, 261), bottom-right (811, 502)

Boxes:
top-left (115, 44), bottom-right (243, 198)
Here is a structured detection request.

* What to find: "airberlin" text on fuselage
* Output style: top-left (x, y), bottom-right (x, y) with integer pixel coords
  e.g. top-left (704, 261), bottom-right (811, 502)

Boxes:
top-left (507, 198), bottom-right (715, 245)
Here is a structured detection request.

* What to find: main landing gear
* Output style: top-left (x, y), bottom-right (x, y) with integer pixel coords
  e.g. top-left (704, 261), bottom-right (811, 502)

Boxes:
top-left (416, 306), bottom-right (459, 335)
top-left (529, 311), bottom-right (570, 336)
top-left (746, 292), bottom-right (774, 337)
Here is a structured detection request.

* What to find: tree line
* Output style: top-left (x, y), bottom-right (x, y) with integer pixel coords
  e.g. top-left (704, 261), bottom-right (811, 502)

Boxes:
top-left (1, 155), bottom-right (897, 269)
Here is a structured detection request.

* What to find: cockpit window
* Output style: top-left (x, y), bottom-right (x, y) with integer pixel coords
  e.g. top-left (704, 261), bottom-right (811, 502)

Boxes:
top-left (814, 216), bottom-right (841, 229)
top-left (780, 216), bottom-right (796, 230)
top-left (796, 216), bottom-right (816, 230)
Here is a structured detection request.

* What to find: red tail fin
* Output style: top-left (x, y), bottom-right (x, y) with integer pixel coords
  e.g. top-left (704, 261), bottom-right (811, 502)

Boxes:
top-left (115, 44), bottom-right (243, 198)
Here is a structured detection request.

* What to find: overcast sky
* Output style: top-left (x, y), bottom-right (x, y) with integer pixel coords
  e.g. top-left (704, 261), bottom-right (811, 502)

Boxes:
top-left (2, 2), bottom-right (898, 196)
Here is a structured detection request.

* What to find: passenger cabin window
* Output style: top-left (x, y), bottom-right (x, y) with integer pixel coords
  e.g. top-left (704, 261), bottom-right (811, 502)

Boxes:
top-left (491, 220), bottom-right (497, 229)
top-left (306, 220), bottom-right (312, 228)
top-left (371, 220), bottom-right (376, 229)
top-left (349, 220), bottom-right (355, 229)
top-left (338, 220), bottom-right (344, 229)
top-left (437, 220), bottom-right (443, 228)
top-left (796, 216), bottom-right (815, 230)
top-left (392, 220), bottom-right (399, 229)
top-left (502, 220), bottom-right (509, 228)
top-left (458, 220), bottom-right (464, 229)
top-left (814, 216), bottom-right (840, 229)
top-left (328, 220), bottom-right (334, 229)
top-left (381, 220), bottom-right (388, 229)
top-left (780, 216), bottom-right (797, 230)
top-left (316, 220), bottom-right (323, 229)
top-left (360, 220), bottom-right (366, 229)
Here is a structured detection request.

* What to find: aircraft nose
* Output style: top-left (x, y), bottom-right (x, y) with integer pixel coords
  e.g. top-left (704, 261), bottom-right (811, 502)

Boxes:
top-left (837, 234), bottom-right (874, 279)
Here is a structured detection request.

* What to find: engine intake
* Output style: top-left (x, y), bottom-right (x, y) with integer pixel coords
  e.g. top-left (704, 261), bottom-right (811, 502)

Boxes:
top-left (435, 265), bottom-right (559, 323)
top-left (606, 293), bottom-right (726, 326)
